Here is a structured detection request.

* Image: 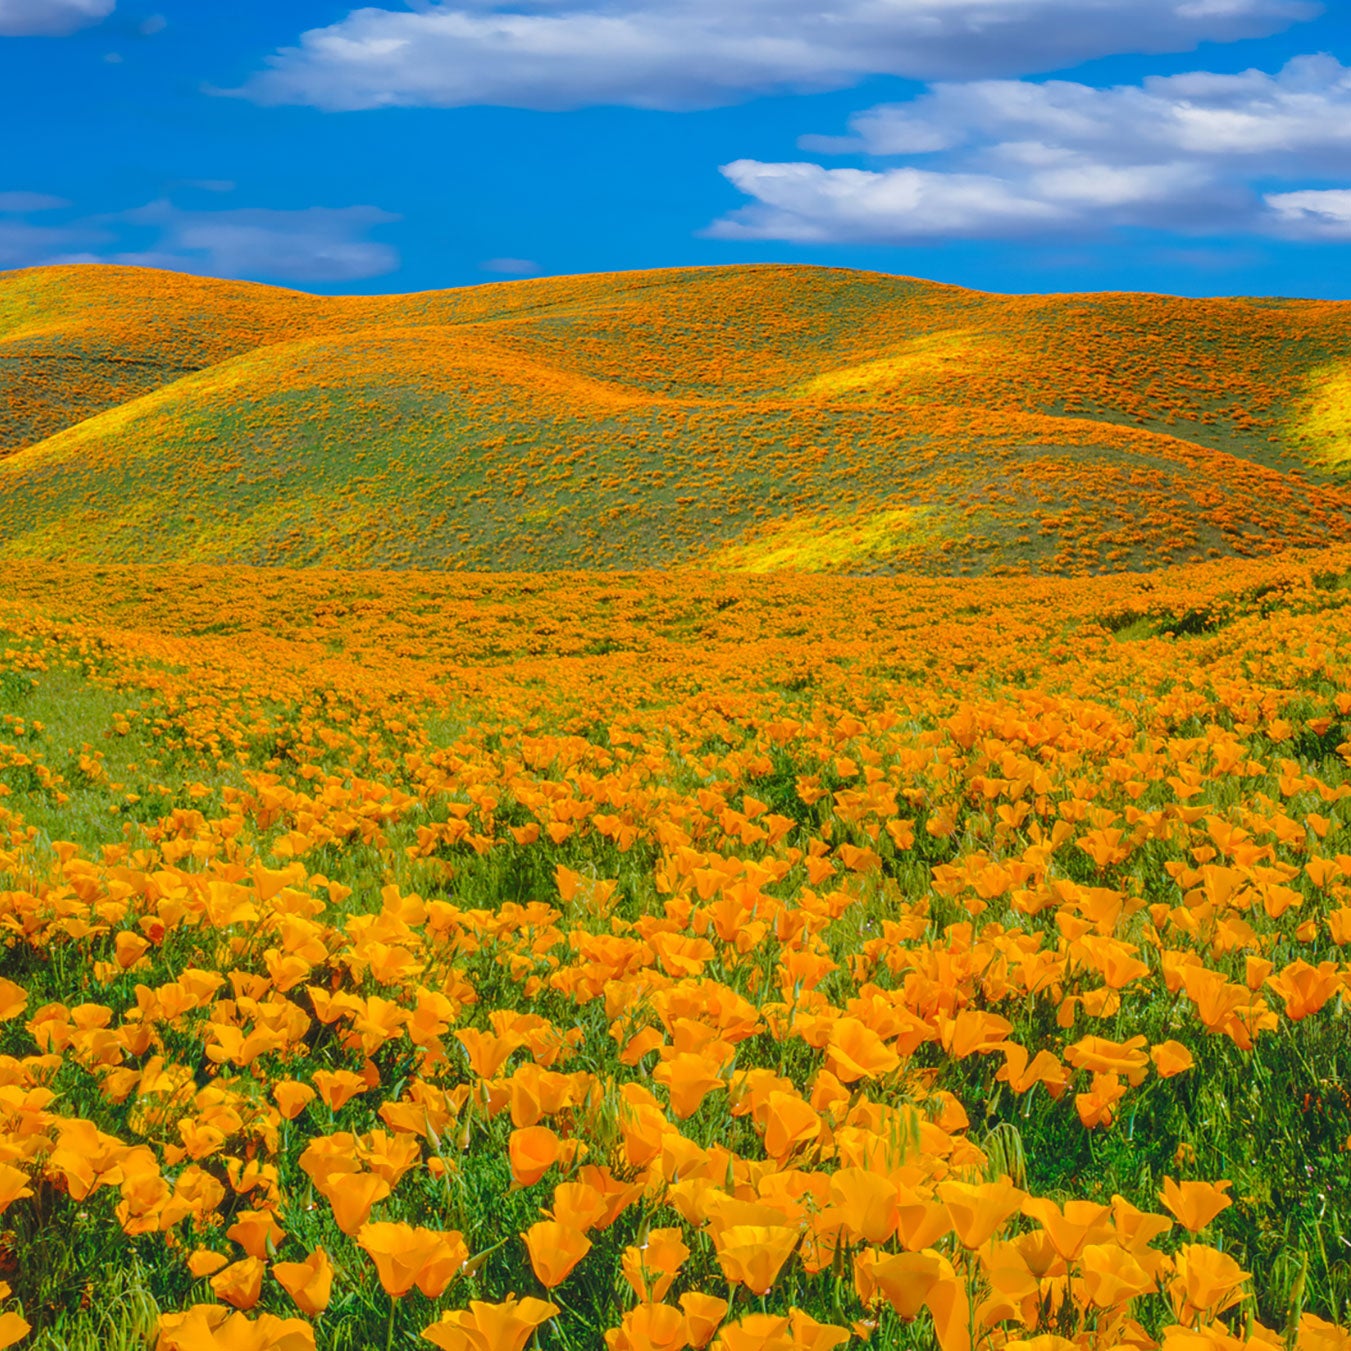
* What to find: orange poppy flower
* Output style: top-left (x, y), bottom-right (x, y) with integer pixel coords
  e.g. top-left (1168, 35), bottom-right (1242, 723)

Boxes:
top-left (829, 1168), bottom-right (899, 1245)
top-left (712, 1314), bottom-right (794, 1351)
top-left (188, 1249), bottom-right (230, 1279)
top-left (1150, 1041), bottom-right (1195, 1078)
top-left (523, 1221), bottom-right (591, 1288)
top-left (210, 1256), bottom-right (265, 1311)
top-left (227, 1209), bottom-right (285, 1261)
top-left (854, 1249), bottom-right (943, 1319)
top-left (620, 1228), bottom-right (689, 1303)
top-left (316, 1171), bottom-right (391, 1235)
top-left (712, 1224), bottom-right (799, 1295)
top-left (603, 1302), bottom-right (689, 1351)
top-left (157, 1306), bottom-right (317, 1350)
top-left (311, 1069), bottom-right (368, 1111)
top-left (1020, 1197), bottom-right (1111, 1261)
top-left (509, 1125), bottom-right (561, 1187)
top-left (0, 979), bottom-right (26, 1023)
top-left (455, 1027), bottom-right (521, 1078)
top-left (825, 1018), bottom-right (900, 1083)
top-left (550, 1181), bottom-right (607, 1231)
top-left (1170, 1244), bottom-right (1250, 1319)
top-left (895, 1184), bottom-right (953, 1251)
top-left (762, 1091), bottom-right (823, 1162)
top-left (273, 1081), bottom-right (317, 1121)
top-left (938, 1178), bottom-right (1026, 1249)
top-left (0, 1166), bottom-right (32, 1215)
top-left (653, 1052), bottom-right (725, 1119)
top-left (421, 1296), bottom-right (559, 1351)
top-left (576, 1165), bottom-right (644, 1228)
top-left (678, 1292), bottom-right (728, 1349)
top-left (358, 1222), bottom-right (463, 1297)
top-left (1158, 1177), bottom-right (1232, 1231)
top-left (273, 1248), bottom-right (334, 1316)
top-left (1078, 1242), bottom-right (1156, 1308)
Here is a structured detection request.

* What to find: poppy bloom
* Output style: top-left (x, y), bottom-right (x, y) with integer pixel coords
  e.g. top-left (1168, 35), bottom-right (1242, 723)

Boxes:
top-left (227, 1210), bottom-right (285, 1261)
top-left (358, 1222), bottom-right (467, 1298)
top-left (854, 1249), bottom-right (942, 1319)
top-left (620, 1228), bottom-right (689, 1303)
top-left (1150, 1041), bottom-right (1195, 1078)
top-left (761, 1091), bottom-right (822, 1162)
top-left (603, 1302), bottom-right (688, 1351)
top-left (652, 1052), bottom-right (725, 1119)
top-left (1170, 1244), bottom-right (1250, 1319)
top-left (273, 1081), bottom-right (317, 1121)
top-left (712, 1224), bottom-right (799, 1295)
top-left (157, 1306), bottom-right (316, 1350)
top-left (188, 1250), bottom-right (230, 1279)
top-left (421, 1296), bottom-right (559, 1351)
top-left (312, 1069), bottom-right (368, 1111)
top-left (0, 1314), bottom-right (28, 1351)
top-left (830, 1167), bottom-right (899, 1245)
top-left (938, 1178), bottom-right (1026, 1248)
top-left (825, 1018), bottom-right (900, 1083)
top-left (316, 1171), bottom-right (391, 1235)
top-left (273, 1248), bottom-right (334, 1316)
top-left (1020, 1197), bottom-right (1111, 1261)
top-left (549, 1181), bottom-right (607, 1231)
top-left (522, 1221), bottom-right (591, 1288)
top-left (0, 1166), bottom-right (32, 1215)
top-left (508, 1125), bottom-right (561, 1187)
top-left (210, 1256), bottom-right (265, 1311)
top-left (678, 1293), bottom-right (728, 1349)
top-left (1159, 1177), bottom-right (1232, 1232)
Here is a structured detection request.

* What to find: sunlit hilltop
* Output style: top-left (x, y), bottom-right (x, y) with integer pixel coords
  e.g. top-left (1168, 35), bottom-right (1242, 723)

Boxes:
top-left (3, 262), bottom-right (1350, 574)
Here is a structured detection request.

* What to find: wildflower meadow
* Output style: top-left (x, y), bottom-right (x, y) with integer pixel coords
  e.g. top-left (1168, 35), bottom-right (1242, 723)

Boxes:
top-left (0, 551), bottom-right (1349, 1350)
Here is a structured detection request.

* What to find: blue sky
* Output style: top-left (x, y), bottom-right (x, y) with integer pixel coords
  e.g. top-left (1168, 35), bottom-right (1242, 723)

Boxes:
top-left (2, 0), bottom-right (1350, 297)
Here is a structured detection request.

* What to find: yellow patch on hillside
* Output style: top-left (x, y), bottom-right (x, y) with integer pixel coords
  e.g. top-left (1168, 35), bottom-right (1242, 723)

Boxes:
top-left (1296, 363), bottom-right (1351, 469)
top-left (793, 330), bottom-right (993, 401)
top-left (706, 505), bottom-right (949, 573)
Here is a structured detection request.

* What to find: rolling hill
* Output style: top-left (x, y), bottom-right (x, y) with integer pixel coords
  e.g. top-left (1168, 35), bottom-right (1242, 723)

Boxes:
top-left (2, 261), bottom-right (1350, 574)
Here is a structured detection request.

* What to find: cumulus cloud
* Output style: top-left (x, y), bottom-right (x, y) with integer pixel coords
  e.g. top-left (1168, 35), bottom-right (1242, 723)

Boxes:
top-left (107, 201), bottom-right (402, 282)
top-left (713, 161), bottom-right (1068, 243)
top-left (0, 0), bottom-right (115, 36)
top-left (0, 196), bottom-right (401, 282)
top-left (709, 55), bottom-right (1351, 244)
top-left (811, 53), bottom-right (1351, 166)
top-left (480, 256), bottom-right (541, 274)
top-left (0, 222), bottom-right (103, 269)
top-left (1266, 188), bottom-right (1351, 238)
top-left (0, 191), bottom-right (69, 212)
top-left (229, 0), bottom-right (1317, 112)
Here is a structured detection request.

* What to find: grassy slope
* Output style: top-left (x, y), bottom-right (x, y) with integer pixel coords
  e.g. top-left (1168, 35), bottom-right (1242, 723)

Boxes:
top-left (1, 262), bottom-right (1350, 575)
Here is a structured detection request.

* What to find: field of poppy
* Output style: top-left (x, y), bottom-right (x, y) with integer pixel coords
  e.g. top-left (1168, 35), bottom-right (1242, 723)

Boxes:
top-left (2, 263), bottom-right (1351, 575)
top-left (0, 547), bottom-right (1350, 1349)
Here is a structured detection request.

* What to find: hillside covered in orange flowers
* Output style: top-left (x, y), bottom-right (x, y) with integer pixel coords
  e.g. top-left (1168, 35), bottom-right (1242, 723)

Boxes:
top-left (2, 262), bottom-right (1351, 574)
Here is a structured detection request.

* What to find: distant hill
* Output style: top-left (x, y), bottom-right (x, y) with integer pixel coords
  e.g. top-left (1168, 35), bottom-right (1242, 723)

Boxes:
top-left (2, 262), bottom-right (1349, 575)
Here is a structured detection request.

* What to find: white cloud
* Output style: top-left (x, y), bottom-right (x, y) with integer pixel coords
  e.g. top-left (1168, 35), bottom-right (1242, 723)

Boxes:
top-left (710, 55), bottom-right (1351, 244)
top-left (0, 221), bottom-right (103, 269)
top-left (821, 54), bottom-right (1351, 167)
top-left (230, 0), bottom-right (1317, 112)
top-left (1266, 188), bottom-right (1351, 237)
top-left (0, 198), bottom-right (401, 283)
top-left (0, 191), bottom-right (69, 212)
top-left (712, 161), bottom-right (1068, 243)
top-left (0, 0), bottom-right (114, 36)
top-left (110, 201), bottom-right (402, 282)
top-left (480, 256), bottom-right (540, 274)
